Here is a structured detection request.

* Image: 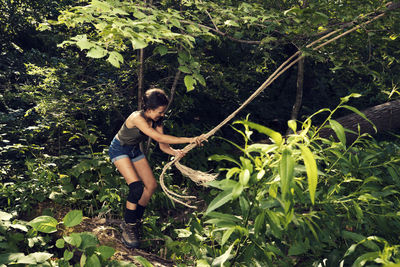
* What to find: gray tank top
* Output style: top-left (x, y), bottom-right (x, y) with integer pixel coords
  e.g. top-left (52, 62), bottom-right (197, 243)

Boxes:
top-left (116, 111), bottom-right (162, 146)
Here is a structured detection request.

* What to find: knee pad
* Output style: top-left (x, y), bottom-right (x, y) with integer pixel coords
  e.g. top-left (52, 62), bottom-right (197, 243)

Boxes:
top-left (127, 181), bottom-right (144, 204)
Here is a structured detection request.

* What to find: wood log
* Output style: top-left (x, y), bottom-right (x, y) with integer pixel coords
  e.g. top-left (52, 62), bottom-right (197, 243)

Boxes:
top-left (319, 99), bottom-right (400, 143)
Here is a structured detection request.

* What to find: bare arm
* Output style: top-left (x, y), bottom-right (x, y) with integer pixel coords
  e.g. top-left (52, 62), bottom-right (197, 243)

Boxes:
top-left (126, 112), bottom-right (194, 145)
top-left (155, 125), bottom-right (183, 156)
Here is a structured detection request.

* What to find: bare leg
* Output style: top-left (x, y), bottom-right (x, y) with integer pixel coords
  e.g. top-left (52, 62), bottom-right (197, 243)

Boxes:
top-left (132, 157), bottom-right (157, 207)
top-left (113, 157), bottom-right (141, 210)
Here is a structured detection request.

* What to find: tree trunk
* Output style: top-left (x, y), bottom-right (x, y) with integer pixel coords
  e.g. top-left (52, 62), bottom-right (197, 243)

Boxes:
top-left (287, 56), bottom-right (305, 134)
top-left (137, 48), bottom-right (145, 110)
top-left (319, 99), bottom-right (400, 143)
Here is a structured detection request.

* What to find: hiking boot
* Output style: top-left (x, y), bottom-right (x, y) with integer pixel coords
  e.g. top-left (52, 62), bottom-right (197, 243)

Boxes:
top-left (120, 221), bottom-right (141, 248)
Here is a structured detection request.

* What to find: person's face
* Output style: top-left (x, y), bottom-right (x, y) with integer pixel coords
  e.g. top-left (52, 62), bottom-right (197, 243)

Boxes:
top-left (147, 106), bottom-right (166, 121)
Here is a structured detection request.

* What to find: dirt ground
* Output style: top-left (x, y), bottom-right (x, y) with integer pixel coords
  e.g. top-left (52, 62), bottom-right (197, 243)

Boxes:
top-left (32, 202), bottom-right (176, 266)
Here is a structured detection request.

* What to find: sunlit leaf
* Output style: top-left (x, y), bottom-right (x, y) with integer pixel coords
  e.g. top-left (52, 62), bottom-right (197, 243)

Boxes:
top-left (329, 119), bottom-right (346, 146)
top-left (299, 145), bottom-right (318, 205)
top-left (107, 51), bottom-right (124, 68)
top-left (235, 120), bottom-right (282, 145)
top-left (63, 210), bottom-right (83, 227)
top-left (279, 149), bottom-right (294, 201)
top-left (184, 75), bottom-right (196, 91)
top-left (87, 46), bottom-right (107, 58)
top-left (28, 216), bottom-right (58, 233)
top-left (212, 240), bottom-right (238, 266)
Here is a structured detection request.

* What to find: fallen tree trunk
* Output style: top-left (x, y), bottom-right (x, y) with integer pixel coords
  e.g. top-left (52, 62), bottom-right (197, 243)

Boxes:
top-left (319, 99), bottom-right (400, 143)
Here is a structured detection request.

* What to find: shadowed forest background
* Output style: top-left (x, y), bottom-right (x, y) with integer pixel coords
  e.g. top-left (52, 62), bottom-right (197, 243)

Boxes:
top-left (1, 0), bottom-right (400, 266)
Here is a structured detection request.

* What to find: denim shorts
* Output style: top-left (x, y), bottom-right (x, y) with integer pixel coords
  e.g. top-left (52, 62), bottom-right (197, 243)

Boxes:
top-left (108, 136), bottom-right (145, 163)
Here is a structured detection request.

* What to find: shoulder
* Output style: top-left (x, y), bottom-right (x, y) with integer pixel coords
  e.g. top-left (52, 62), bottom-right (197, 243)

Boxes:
top-left (126, 111), bottom-right (145, 128)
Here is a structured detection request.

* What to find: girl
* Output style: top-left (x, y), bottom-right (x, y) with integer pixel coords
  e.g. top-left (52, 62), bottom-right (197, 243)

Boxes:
top-left (108, 88), bottom-right (205, 248)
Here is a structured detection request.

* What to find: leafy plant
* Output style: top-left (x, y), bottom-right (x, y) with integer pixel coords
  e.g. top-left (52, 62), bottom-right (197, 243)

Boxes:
top-left (168, 95), bottom-right (400, 266)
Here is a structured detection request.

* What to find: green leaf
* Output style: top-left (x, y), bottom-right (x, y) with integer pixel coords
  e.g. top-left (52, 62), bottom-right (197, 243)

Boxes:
top-left (87, 46), bottom-right (107, 59)
top-left (288, 242), bottom-right (309, 256)
top-left (232, 182), bottom-right (244, 199)
top-left (131, 38), bottom-right (148, 49)
top-left (28, 216), bottom-right (58, 233)
top-left (63, 210), bottom-right (83, 227)
top-left (205, 190), bottom-right (233, 215)
top-left (288, 120), bottom-right (297, 133)
top-left (299, 145), bottom-right (318, 205)
top-left (207, 179), bottom-right (238, 190)
top-left (0, 211), bottom-right (13, 221)
top-left (329, 119), bottom-right (346, 146)
top-left (78, 232), bottom-right (99, 249)
top-left (193, 72), bottom-right (206, 86)
top-left (341, 105), bottom-right (377, 133)
top-left (352, 252), bottom-right (380, 267)
top-left (86, 254), bottom-right (101, 267)
top-left (340, 93), bottom-right (362, 103)
top-left (76, 35), bottom-right (95, 50)
top-left (28, 252), bottom-right (53, 263)
top-left (184, 75), bottom-right (196, 91)
top-left (156, 45), bottom-right (168, 56)
top-left (56, 238), bottom-right (65, 248)
top-left (221, 227), bottom-right (235, 245)
top-left (196, 259), bottom-right (211, 267)
top-left (209, 155), bottom-right (240, 166)
top-left (279, 149), bottom-right (294, 201)
top-left (0, 253), bottom-right (24, 265)
top-left (175, 228), bottom-right (192, 238)
top-left (63, 250), bottom-right (74, 261)
top-left (64, 233), bottom-right (82, 247)
top-left (235, 120), bottom-right (282, 145)
top-left (239, 196), bottom-right (250, 219)
top-left (205, 212), bottom-right (241, 223)
top-left (97, 246), bottom-right (115, 260)
top-left (178, 65), bottom-right (191, 74)
top-left (254, 211), bottom-right (266, 236)
top-left (107, 51), bottom-right (124, 68)
top-left (224, 20), bottom-right (239, 27)
top-left (239, 169), bottom-right (250, 186)
top-left (133, 256), bottom-right (153, 267)
top-left (212, 240), bottom-right (238, 266)
top-left (226, 167), bottom-right (241, 179)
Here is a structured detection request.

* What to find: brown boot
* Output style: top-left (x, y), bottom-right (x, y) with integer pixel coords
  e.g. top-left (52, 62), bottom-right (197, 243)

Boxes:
top-left (120, 221), bottom-right (141, 248)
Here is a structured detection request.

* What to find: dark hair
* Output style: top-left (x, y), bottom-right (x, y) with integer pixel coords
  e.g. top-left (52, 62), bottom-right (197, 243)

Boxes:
top-left (142, 88), bottom-right (169, 110)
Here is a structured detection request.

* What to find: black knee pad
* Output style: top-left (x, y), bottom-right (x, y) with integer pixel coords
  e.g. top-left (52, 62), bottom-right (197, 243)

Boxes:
top-left (127, 181), bottom-right (144, 204)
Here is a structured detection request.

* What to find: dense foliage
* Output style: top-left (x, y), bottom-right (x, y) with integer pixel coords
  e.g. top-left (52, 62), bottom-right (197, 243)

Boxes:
top-left (1, 0), bottom-right (400, 266)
